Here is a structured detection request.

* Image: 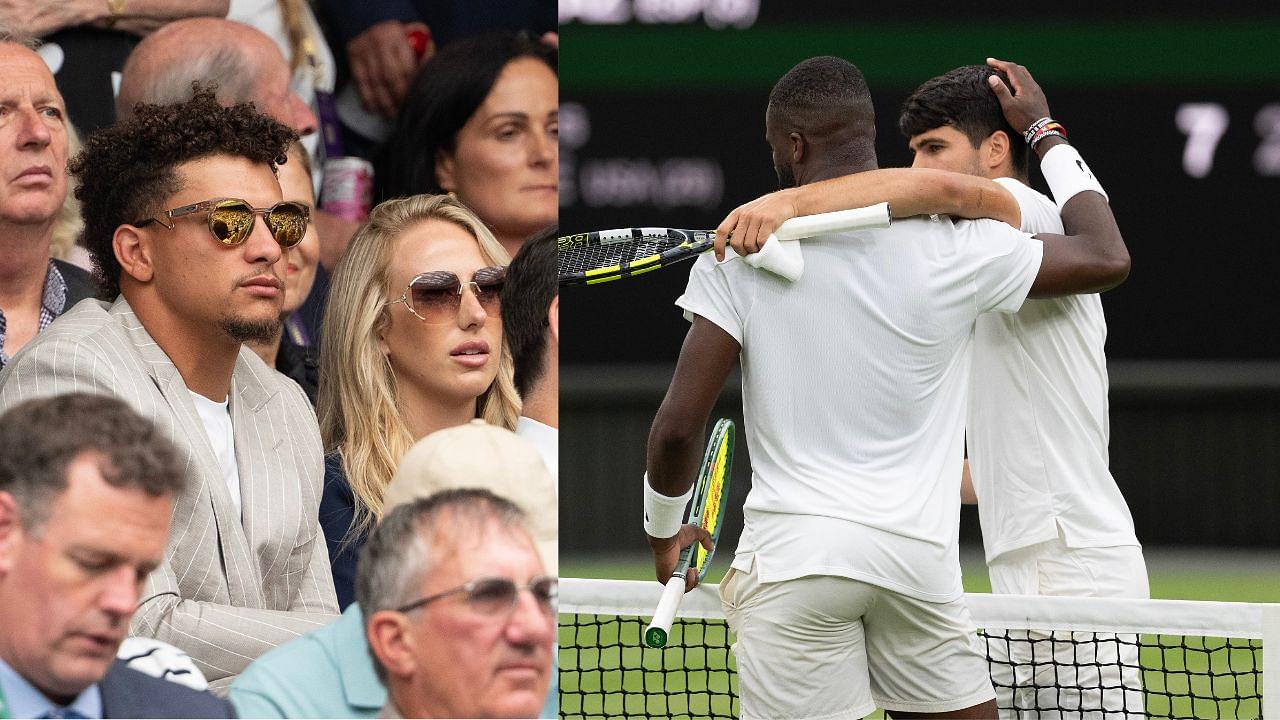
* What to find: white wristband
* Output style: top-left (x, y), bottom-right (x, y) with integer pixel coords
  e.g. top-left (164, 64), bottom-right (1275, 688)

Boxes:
top-left (1040, 143), bottom-right (1109, 212)
top-left (643, 473), bottom-right (693, 539)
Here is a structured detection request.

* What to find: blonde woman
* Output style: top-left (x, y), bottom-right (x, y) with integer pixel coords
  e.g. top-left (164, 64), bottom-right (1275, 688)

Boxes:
top-left (316, 194), bottom-right (520, 608)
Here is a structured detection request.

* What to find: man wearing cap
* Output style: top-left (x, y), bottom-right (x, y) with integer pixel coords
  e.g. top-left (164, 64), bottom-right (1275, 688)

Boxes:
top-left (229, 420), bottom-right (557, 718)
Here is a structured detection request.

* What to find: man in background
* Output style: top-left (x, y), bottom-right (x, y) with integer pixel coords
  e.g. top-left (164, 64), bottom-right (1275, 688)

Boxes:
top-left (229, 421), bottom-right (558, 718)
top-left (0, 393), bottom-right (234, 718)
top-left (502, 227), bottom-right (558, 478)
top-left (360, 490), bottom-right (555, 719)
top-left (0, 34), bottom-right (95, 370)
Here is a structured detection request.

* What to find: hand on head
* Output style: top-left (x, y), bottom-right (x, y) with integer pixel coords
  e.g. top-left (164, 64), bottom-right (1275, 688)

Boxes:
top-left (985, 58), bottom-right (1052, 134)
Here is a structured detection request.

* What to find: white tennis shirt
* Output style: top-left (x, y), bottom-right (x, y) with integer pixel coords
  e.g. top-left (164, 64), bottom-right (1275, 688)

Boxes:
top-left (968, 179), bottom-right (1139, 563)
top-left (677, 215), bottom-right (1042, 602)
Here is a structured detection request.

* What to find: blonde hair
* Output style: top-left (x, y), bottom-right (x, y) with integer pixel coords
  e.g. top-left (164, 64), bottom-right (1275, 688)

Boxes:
top-left (49, 121), bottom-right (84, 262)
top-left (317, 194), bottom-right (521, 541)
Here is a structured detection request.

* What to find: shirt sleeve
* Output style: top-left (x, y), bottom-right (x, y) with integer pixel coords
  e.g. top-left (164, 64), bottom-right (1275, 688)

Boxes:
top-left (674, 254), bottom-right (745, 345)
top-left (961, 218), bottom-right (1044, 315)
top-left (993, 177), bottom-right (1065, 234)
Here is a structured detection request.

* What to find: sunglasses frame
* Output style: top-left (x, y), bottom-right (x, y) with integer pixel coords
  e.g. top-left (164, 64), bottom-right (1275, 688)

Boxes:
top-left (134, 197), bottom-right (311, 248)
top-left (395, 575), bottom-right (558, 618)
top-left (384, 266), bottom-right (507, 324)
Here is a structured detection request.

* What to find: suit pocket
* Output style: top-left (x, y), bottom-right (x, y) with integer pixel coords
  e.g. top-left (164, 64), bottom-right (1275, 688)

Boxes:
top-left (281, 531), bottom-right (319, 579)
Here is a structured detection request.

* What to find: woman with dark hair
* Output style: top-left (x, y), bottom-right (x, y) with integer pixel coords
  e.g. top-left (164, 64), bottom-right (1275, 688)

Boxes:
top-left (376, 32), bottom-right (557, 257)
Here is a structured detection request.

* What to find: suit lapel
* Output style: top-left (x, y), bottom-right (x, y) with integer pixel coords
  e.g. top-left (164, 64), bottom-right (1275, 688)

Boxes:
top-left (113, 300), bottom-right (262, 607)
top-left (230, 351), bottom-right (286, 559)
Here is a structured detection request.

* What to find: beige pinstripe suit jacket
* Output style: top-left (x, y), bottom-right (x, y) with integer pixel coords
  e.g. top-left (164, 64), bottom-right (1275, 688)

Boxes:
top-left (0, 297), bottom-right (339, 692)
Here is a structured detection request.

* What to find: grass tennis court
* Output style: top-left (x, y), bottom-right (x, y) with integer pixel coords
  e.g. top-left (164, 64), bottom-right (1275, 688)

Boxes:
top-left (561, 550), bottom-right (1279, 719)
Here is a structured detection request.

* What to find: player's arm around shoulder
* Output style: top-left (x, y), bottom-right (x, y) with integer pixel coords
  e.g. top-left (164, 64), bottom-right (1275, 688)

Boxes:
top-left (987, 58), bottom-right (1130, 298)
top-left (713, 169), bottom-right (1022, 259)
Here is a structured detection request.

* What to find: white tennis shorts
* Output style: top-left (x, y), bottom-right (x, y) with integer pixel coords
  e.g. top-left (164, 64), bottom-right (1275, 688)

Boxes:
top-left (986, 536), bottom-right (1149, 719)
top-left (719, 558), bottom-right (995, 720)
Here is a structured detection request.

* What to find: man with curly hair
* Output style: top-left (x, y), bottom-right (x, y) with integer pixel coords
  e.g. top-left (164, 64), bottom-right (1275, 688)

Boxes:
top-left (0, 89), bottom-right (340, 693)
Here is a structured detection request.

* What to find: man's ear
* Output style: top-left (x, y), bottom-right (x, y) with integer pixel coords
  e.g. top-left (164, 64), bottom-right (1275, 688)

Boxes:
top-left (367, 610), bottom-right (416, 679)
top-left (547, 295), bottom-right (559, 345)
top-left (114, 225), bottom-right (154, 284)
top-left (435, 149), bottom-right (457, 193)
top-left (789, 131), bottom-right (808, 166)
top-left (0, 492), bottom-right (24, 576)
top-left (984, 130), bottom-right (1012, 174)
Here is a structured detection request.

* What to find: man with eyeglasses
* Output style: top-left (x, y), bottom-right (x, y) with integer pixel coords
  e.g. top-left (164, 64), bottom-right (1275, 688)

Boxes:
top-left (230, 420), bottom-right (558, 718)
top-left (362, 489), bottom-right (554, 719)
top-left (0, 88), bottom-right (339, 693)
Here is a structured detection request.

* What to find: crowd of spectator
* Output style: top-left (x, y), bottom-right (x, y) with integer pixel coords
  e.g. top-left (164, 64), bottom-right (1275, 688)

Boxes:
top-left (0, 2), bottom-right (557, 717)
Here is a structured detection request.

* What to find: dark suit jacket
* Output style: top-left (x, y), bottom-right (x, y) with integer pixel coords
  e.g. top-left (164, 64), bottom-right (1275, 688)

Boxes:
top-left (52, 259), bottom-right (96, 308)
top-left (100, 660), bottom-right (236, 718)
top-left (318, 452), bottom-right (363, 610)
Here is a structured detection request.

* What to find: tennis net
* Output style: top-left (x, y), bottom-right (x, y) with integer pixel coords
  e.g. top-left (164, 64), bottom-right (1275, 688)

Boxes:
top-left (560, 577), bottom-right (1280, 719)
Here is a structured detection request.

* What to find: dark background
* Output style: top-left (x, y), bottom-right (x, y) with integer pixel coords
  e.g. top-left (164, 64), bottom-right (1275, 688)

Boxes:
top-left (558, 2), bottom-right (1280, 554)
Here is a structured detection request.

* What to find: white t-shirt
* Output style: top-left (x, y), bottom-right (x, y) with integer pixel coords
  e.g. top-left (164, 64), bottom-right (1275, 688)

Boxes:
top-left (968, 179), bottom-right (1139, 562)
top-left (677, 215), bottom-right (1042, 602)
top-left (189, 390), bottom-right (241, 514)
top-left (516, 416), bottom-right (558, 491)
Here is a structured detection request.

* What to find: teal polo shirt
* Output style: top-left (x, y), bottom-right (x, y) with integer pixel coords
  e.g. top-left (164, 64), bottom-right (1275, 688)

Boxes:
top-left (229, 603), bottom-right (557, 718)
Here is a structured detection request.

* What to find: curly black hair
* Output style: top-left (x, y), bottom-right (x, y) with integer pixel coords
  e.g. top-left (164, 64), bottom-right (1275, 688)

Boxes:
top-left (68, 87), bottom-right (297, 299)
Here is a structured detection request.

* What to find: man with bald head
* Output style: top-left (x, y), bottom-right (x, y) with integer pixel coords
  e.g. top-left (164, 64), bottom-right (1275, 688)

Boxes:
top-left (0, 33), bottom-right (95, 370)
top-left (116, 18), bottom-right (316, 135)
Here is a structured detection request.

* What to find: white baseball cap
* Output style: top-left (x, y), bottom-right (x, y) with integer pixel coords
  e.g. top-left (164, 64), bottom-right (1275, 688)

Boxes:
top-left (386, 419), bottom-right (557, 574)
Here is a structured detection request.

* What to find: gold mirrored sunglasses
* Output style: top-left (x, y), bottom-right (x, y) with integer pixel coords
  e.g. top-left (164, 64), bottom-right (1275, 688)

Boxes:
top-left (134, 198), bottom-right (310, 248)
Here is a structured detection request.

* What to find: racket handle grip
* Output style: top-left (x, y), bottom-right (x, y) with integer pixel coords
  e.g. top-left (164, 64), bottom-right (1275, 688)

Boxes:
top-left (774, 202), bottom-right (892, 240)
top-left (742, 202), bottom-right (893, 282)
top-left (644, 575), bottom-right (687, 648)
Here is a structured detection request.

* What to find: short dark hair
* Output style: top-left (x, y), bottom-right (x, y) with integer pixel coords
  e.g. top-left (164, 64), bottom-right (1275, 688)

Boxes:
top-left (375, 32), bottom-right (557, 202)
top-left (69, 86), bottom-right (297, 299)
top-left (501, 227), bottom-right (556, 396)
top-left (355, 488), bottom-right (527, 681)
top-left (769, 56), bottom-right (872, 116)
top-left (0, 393), bottom-right (185, 530)
top-left (767, 56), bottom-right (876, 163)
top-left (898, 65), bottom-right (1028, 176)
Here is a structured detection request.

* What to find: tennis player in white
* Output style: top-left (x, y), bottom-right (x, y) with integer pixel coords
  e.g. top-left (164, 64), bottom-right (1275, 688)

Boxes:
top-left (900, 61), bottom-right (1146, 718)
top-left (645, 57), bottom-right (1128, 719)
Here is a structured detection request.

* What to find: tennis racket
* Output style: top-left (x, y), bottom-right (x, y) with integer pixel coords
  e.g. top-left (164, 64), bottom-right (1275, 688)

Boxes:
top-left (644, 418), bottom-right (735, 648)
top-left (559, 203), bottom-right (891, 286)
